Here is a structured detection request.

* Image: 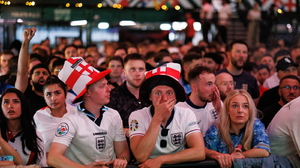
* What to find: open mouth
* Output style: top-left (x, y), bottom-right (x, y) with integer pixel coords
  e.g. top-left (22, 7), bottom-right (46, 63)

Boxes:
top-left (39, 79), bottom-right (45, 85)
top-left (7, 110), bottom-right (15, 114)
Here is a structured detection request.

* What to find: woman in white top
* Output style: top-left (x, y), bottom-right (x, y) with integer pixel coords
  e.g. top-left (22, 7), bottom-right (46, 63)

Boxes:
top-left (0, 88), bottom-right (47, 166)
top-left (34, 75), bottom-right (74, 154)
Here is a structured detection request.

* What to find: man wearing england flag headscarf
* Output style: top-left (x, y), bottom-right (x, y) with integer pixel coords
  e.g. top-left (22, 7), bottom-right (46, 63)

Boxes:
top-left (47, 57), bottom-right (130, 168)
top-left (129, 63), bottom-right (205, 168)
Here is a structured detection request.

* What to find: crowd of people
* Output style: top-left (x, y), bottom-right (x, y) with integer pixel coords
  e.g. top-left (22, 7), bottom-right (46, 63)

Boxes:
top-left (0, 18), bottom-right (299, 168)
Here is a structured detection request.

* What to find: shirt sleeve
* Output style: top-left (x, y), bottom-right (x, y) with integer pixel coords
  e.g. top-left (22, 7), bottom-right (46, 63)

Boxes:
top-left (113, 111), bottom-right (127, 142)
top-left (252, 119), bottom-right (271, 153)
top-left (129, 110), bottom-right (147, 138)
top-left (204, 125), bottom-right (219, 151)
top-left (52, 115), bottom-right (77, 147)
top-left (183, 108), bottom-right (201, 137)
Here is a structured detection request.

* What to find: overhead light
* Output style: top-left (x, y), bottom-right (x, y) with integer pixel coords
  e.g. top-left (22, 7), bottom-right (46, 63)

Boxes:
top-left (160, 23), bottom-right (171, 30)
top-left (70, 20), bottom-right (87, 26)
top-left (172, 22), bottom-right (187, 31)
top-left (193, 22), bottom-right (201, 31)
top-left (119, 20), bottom-right (136, 26)
top-left (98, 22), bottom-right (109, 29)
top-left (17, 18), bottom-right (23, 23)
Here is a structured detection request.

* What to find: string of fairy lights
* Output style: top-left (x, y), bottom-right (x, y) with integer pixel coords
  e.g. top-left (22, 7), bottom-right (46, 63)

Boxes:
top-left (0, 1), bottom-right (181, 11)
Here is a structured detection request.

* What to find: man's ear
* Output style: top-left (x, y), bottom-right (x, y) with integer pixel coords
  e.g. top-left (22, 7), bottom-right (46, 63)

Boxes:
top-left (30, 80), bottom-right (33, 86)
top-left (191, 82), bottom-right (197, 91)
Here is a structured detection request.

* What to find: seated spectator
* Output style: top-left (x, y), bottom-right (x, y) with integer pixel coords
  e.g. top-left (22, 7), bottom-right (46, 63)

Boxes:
top-left (263, 49), bottom-right (292, 89)
top-left (0, 50), bottom-right (14, 76)
top-left (215, 72), bottom-right (235, 101)
top-left (205, 89), bottom-right (270, 168)
top-left (34, 75), bottom-right (75, 153)
top-left (202, 52), bottom-right (223, 73)
top-left (257, 65), bottom-right (270, 87)
top-left (106, 56), bottom-right (124, 87)
top-left (48, 57), bottom-right (129, 167)
top-left (144, 51), bottom-right (157, 71)
top-left (114, 47), bottom-right (127, 59)
top-left (261, 75), bottom-right (300, 128)
top-left (257, 57), bottom-right (298, 110)
top-left (129, 63), bottom-right (205, 167)
top-left (260, 54), bottom-right (275, 76)
top-left (51, 58), bottom-right (65, 76)
top-left (179, 53), bottom-right (203, 94)
top-left (0, 88), bottom-right (47, 166)
top-left (267, 95), bottom-right (300, 158)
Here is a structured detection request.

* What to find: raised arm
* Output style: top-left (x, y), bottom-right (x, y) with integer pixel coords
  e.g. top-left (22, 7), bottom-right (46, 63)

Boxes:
top-left (15, 27), bottom-right (36, 92)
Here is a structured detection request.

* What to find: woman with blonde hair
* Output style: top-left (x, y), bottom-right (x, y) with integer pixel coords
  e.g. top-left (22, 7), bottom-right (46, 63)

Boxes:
top-left (204, 89), bottom-right (270, 168)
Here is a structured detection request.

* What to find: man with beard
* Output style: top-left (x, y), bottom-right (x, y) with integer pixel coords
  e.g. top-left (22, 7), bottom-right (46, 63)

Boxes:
top-left (15, 27), bottom-right (50, 113)
top-left (106, 53), bottom-right (148, 138)
top-left (261, 75), bottom-right (300, 127)
top-left (215, 72), bottom-right (235, 101)
top-left (216, 39), bottom-right (259, 101)
top-left (177, 66), bottom-right (222, 134)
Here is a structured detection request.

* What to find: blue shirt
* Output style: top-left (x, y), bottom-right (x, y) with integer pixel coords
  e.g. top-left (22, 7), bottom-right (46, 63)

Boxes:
top-left (204, 118), bottom-right (270, 154)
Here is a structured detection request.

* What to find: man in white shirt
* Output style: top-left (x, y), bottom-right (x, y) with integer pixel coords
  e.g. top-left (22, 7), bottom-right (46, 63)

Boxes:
top-left (48, 57), bottom-right (130, 168)
top-left (129, 63), bottom-right (205, 167)
top-left (177, 66), bottom-right (222, 135)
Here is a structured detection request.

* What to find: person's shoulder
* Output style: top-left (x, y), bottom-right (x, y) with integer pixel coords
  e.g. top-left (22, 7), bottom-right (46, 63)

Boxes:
top-left (176, 101), bottom-right (188, 108)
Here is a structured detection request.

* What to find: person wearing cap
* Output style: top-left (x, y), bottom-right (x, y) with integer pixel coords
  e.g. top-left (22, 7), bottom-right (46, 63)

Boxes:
top-left (15, 27), bottom-right (51, 114)
top-left (129, 63), bottom-right (205, 167)
top-left (263, 49), bottom-right (292, 89)
top-left (202, 52), bottom-right (224, 73)
top-left (257, 57), bottom-right (298, 110)
top-left (47, 57), bottom-right (130, 168)
top-left (215, 40), bottom-right (260, 102)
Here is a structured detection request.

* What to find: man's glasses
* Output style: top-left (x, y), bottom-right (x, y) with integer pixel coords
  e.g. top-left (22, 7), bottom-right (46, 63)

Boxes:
top-left (160, 128), bottom-right (169, 148)
top-left (218, 81), bottom-right (236, 87)
top-left (280, 85), bottom-right (300, 90)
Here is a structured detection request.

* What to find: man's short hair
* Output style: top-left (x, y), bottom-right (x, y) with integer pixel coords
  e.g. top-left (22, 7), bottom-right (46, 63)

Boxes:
top-left (63, 44), bottom-right (78, 53)
top-left (1, 50), bottom-right (14, 57)
top-left (229, 39), bottom-right (248, 52)
top-left (279, 75), bottom-right (300, 85)
top-left (115, 47), bottom-right (128, 54)
top-left (257, 64), bottom-right (270, 73)
top-left (123, 53), bottom-right (145, 65)
top-left (29, 63), bottom-right (51, 80)
top-left (188, 66), bottom-right (212, 83)
top-left (182, 53), bottom-right (202, 65)
top-left (52, 59), bottom-right (66, 71)
top-left (106, 56), bottom-right (124, 67)
top-left (203, 52), bottom-right (223, 65)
